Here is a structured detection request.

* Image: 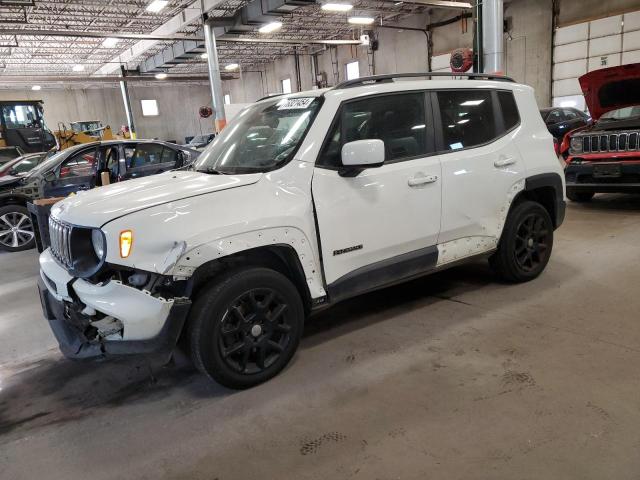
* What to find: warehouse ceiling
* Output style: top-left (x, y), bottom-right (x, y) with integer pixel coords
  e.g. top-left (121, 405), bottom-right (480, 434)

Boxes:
top-left (0, 0), bottom-right (470, 84)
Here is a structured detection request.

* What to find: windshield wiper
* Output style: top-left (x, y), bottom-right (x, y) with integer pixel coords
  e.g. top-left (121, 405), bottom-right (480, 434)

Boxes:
top-left (197, 166), bottom-right (226, 175)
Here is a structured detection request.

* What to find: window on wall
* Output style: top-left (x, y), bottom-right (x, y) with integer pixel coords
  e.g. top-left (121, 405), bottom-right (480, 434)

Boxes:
top-left (224, 94), bottom-right (231, 105)
top-left (140, 99), bottom-right (159, 116)
top-left (282, 78), bottom-right (292, 94)
top-left (346, 61), bottom-right (360, 80)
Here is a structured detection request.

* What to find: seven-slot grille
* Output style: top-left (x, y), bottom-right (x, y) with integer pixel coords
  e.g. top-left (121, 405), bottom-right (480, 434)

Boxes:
top-left (49, 216), bottom-right (73, 269)
top-left (580, 132), bottom-right (639, 153)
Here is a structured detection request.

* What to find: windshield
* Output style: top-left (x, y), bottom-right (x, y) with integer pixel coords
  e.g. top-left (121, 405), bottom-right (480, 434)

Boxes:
top-left (599, 106), bottom-right (640, 121)
top-left (194, 96), bottom-right (322, 174)
top-left (0, 153), bottom-right (46, 175)
top-left (25, 148), bottom-right (70, 177)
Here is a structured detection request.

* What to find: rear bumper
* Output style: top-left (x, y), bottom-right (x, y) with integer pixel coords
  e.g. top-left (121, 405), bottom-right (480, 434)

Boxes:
top-left (565, 162), bottom-right (640, 192)
top-left (38, 248), bottom-right (191, 360)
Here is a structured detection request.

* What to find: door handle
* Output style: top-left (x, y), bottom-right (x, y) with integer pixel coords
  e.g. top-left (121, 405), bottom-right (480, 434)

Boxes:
top-left (408, 174), bottom-right (438, 187)
top-left (494, 157), bottom-right (516, 168)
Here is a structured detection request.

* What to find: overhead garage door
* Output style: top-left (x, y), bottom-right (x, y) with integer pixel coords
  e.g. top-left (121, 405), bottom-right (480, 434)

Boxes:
top-left (552, 10), bottom-right (640, 111)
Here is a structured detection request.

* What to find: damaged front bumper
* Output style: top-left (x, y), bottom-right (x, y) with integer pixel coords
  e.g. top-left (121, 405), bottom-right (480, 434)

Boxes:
top-left (38, 248), bottom-right (191, 360)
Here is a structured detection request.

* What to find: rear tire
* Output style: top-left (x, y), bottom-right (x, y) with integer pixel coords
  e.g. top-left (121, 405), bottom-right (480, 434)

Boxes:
top-left (566, 190), bottom-right (594, 202)
top-left (490, 200), bottom-right (554, 283)
top-left (0, 204), bottom-right (35, 252)
top-left (188, 267), bottom-right (304, 389)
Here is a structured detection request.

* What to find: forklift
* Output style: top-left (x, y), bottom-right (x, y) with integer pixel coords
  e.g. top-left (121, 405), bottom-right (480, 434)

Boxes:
top-left (0, 100), bottom-right (57, 153)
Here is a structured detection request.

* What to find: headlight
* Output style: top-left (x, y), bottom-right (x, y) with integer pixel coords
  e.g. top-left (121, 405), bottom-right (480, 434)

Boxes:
top-left (119, 230), bottom-right (133, 258)
top-left (91, 229), bottom-right (106, 259)
top-left (570, 136), bottom-right (583, 153)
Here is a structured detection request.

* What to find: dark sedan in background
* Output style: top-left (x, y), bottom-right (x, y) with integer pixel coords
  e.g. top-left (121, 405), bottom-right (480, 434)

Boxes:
top-left (0, 140), bottom-right (199, 252)
top-left (540, 107), bottom-right (591, 142)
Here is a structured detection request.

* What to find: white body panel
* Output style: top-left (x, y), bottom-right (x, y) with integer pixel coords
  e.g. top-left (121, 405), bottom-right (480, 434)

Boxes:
top-left (312, 156), bottom-right (441, 284)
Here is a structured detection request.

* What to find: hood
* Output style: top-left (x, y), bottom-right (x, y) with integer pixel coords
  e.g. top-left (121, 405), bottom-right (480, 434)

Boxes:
top-left (0, 175), bottom-right (24, 189)
top-left (51, 170), bottom-right (262, 227)
top-left (579, 63), bottom-right (640, 120)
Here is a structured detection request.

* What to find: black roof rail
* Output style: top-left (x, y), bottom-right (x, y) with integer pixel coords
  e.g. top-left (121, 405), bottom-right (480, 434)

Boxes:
top-left (256, 92), bottom-right (287, 102)
top-left (334, 72), bottom-right (516, 89)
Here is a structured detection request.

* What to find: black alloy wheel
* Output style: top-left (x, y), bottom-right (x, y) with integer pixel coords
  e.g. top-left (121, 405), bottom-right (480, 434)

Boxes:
top-left (490, 200), bottom-right (554, 283)
top-left (513, 212), bottom-right (551, 273)
top-left (188, 267), bottom-right (304, 389)
top-left (219, 288), bottom-right (293, 375)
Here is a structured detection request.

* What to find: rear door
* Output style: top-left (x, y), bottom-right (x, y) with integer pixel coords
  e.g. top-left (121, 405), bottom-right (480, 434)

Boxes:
top-left (434, 89), bottom-right (526, 250)
top-left (121, 143), bottom-right (179, 180)
top-left (43, 147), bottom-right (98, 198)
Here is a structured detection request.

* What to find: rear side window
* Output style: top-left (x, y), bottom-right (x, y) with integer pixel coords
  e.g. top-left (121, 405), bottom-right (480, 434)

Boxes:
top-left (318, 92), bottom-right (429, 167)
top-left (498, 91), bottom-right (520, 130)
top-left (436, 90), bottom-right (496, 150)
top-left (125, 143), bottom-right (164, 169)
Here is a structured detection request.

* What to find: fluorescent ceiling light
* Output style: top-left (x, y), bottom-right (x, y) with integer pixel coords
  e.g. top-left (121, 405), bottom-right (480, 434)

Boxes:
top-left (146, 0), bottom-right (168, 13)
top-left (321, 3), bottom-right (353, 12)
top-left (102, 37), bottom-right (120, 48)
top-left (460, 99), bottom-right (484, 106)
top-left (72, 64), bottom-right (84, 72)
top-left (258, 21), bottom-right (282, 33)
top-left (457, 118), bottom-right (470, 124)
top-left (348, 16), bottom-right (375, 25)
top-left (200, 52), bottom-right (208, 59)
top-left (225, 63), bottom-right (239, 70)
top-left (155, 72), bottom-right (168, 80)
top-left (31, 85), bottom-right (41, 91)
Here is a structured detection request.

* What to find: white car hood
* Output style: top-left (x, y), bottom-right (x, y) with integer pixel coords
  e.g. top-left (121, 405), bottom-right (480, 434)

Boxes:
top-left (51, 170), bottom-right (262, 227)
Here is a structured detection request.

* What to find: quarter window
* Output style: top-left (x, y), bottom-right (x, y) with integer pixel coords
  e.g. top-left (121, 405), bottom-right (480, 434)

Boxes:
top-left (498, 91), bottom-right (520, 131)
top-left (437, 90), bottom-right (496, 150)
top-left (318, 93), bottom-right (428, 167)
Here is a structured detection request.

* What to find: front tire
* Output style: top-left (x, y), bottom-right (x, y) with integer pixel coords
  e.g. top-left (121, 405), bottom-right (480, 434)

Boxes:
top-left (566, 189), bottom-right (594, 202)
top-left (188, 267), bottom-right (304, 389)
top-left (490, 200), bottom-right (554, 283)
top-left (0, 205), bottom-right (35, 252)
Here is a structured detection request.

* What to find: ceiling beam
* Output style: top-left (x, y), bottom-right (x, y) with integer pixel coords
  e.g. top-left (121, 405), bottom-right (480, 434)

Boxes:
top-left (397, 0), bottom-right (472, 8)
top-left (0, 28), bottom-right (362, 46)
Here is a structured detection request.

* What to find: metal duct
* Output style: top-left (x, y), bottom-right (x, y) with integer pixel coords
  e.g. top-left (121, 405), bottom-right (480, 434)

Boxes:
top-left (482, 0), bottom-right (504, 73)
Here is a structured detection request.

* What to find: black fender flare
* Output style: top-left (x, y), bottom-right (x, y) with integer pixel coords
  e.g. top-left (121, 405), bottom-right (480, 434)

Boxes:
top-left (524, 173), bottom-right (566, 228)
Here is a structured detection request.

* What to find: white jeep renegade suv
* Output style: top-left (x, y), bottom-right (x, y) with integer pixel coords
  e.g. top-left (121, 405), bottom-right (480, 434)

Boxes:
top-left (38, 73), bottom-right (565, 389)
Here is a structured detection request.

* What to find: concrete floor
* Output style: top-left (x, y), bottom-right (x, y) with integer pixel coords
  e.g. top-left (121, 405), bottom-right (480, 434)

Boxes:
top-left (2, 195), bottom-right (640, 479)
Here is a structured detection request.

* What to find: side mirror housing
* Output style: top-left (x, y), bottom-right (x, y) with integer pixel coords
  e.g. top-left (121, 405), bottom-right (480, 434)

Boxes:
top-left (339, 139), bottom-right (385, 177)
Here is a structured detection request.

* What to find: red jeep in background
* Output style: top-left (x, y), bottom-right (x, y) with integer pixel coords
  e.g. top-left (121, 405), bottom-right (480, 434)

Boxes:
top-left (564, 63), bottom-right (640, 202)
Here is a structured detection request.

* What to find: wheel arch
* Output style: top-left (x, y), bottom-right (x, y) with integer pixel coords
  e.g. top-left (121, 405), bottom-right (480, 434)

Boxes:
top-left (0, 193), bottom-right (31, 208)
top-left (513, 173), bottom-right (565, 229)
top-left (188, 244), bottom-right (314, 315)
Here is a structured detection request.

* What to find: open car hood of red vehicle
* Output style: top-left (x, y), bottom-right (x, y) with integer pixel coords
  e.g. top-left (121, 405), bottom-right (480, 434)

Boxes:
top-left (579, 63), bottom-right (640, 120)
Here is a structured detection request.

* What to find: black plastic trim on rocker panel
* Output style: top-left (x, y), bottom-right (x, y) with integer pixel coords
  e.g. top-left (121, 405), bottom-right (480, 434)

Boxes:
top-left (525, 172), bottom-right (566, 228)
top-left (327, 245), bottom-right (438, 304)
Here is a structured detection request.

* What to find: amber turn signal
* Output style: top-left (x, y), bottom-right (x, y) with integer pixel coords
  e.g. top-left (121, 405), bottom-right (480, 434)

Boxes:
top-left (119, 230), bottom-right (133, 258)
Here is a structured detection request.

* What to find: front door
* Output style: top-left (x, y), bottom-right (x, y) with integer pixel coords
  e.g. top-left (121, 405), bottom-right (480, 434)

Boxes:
top-left (121, 143), bottom-right (179, 180)
top-left (312, 92), bottom-right (442, 298)
top-left (433, 89), bottom-right (526, 248)
top-left (43, 146), bottom-right (98, 198)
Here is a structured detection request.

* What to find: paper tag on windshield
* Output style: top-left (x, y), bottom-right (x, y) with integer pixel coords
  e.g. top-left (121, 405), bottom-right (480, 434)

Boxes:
top-left (277, 97), bottom-right (315, 110)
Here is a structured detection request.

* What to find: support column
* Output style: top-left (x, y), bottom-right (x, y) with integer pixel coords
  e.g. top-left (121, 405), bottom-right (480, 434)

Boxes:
top-left (203, 18), bottom-right (226, 132)
top-left (119, 66), bottom-right (137, 139)
top-left (482, 0), bottom-right (504, 73)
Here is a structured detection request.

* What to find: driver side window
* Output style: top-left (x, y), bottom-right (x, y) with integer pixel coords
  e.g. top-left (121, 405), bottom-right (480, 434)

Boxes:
top-left (317, 93), bottom-right (429, 167)
top-left (58, 149), bottom-right (97, 179)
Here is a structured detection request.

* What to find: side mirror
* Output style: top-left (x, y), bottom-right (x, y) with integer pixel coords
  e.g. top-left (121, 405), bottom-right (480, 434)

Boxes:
top-left (339, 139), bottom-right (385, 177)
top-left (176, 151), bottom-right (186, 167)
